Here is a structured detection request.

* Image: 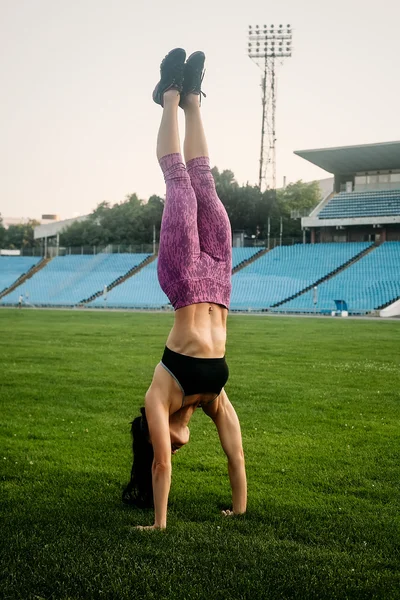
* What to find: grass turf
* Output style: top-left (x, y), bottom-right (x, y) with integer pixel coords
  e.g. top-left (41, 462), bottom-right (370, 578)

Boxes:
top-left (0, 309), bottom-right (399, 600)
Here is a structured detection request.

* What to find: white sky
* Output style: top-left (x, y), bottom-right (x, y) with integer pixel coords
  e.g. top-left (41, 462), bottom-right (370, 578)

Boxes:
top-left (1, 0), bottom-right (399, 220)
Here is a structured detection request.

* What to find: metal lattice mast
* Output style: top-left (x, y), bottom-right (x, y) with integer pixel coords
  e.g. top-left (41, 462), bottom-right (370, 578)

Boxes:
top-left (248, 24), bottom-right (292, 190)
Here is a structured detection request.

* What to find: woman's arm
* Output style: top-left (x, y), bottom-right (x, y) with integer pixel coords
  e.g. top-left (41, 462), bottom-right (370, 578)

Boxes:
top-left (143, 392), bottom-right (172, 529)
top-left (203, 389), bottom-right (247, 514)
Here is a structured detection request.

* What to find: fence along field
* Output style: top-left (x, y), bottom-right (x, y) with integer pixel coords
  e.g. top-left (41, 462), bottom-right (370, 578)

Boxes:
top-left (1, 310), bottom-right (399, 599)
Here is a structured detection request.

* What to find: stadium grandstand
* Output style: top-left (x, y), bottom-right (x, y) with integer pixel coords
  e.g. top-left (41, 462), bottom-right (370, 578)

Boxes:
top-left (229, 242), bottom-right (372, 311)
top-left (0, 248), bottom-right (263, 309)
top-left (0, 253), bottom-right (151, 306)
top-left (87, 248), bottom-right (264, 309)
top-left (272, 242), bottom-right (400, 315)
top-left (299, 140), bottom-right (400, 244)
top-left (1, 140), bottom-right (399, 316)
top-left (0, 256), bottom-right (42, 295)
top-left (89, 258), bottom-right (169, 309)
top-left (1, 241), bottom-right (399, 315)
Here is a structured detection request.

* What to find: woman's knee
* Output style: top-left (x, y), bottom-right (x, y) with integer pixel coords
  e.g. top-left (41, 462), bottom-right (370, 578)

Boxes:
top-left (163, 161), bottom-right (191, 185)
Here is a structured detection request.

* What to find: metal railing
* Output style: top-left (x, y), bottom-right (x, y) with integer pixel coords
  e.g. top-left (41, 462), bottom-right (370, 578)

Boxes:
top-left (10, 237), bottom-right (319, 257)
top-left (16, 243), bottom-right (156, 258)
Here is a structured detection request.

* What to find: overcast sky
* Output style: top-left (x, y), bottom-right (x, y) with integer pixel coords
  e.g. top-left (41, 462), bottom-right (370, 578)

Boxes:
top-left (1, 0), bottom-right (399, 220)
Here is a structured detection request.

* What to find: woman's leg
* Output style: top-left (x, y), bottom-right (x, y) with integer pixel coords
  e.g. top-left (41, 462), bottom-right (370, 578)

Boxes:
top-left (156, 90), bottom-right (181, 160)
top-left (182, 94), bottom-right (209, 163)
top-left (183, 95), bottom-right (232, 264)
top-left (157, 91), bottom-right (200, 298)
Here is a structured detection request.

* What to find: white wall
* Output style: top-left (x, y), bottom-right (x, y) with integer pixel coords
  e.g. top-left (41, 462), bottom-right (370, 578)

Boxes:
top-left (380, 299), bottom-right (400, 318)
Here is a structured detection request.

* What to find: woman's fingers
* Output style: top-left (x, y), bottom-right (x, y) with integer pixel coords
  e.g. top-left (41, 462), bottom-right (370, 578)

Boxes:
top-left (221, 509), bottom-right (234, 517)
top-left (135, 525), bottom-right (164, 531)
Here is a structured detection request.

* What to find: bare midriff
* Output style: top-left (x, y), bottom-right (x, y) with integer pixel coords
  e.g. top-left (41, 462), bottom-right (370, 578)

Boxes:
top-left (165, 302), bottom-right (228, 358)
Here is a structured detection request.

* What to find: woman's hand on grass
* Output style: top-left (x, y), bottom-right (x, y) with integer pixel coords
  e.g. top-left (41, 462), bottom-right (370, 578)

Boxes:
top-left (135, 524), bottom-right (166, 531)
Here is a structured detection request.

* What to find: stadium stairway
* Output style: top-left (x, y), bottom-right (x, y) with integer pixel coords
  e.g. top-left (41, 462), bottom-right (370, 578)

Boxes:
top-left (271, 243), bottom-right (377, 308)
top-left (307, 190), bottom-right (336, 219)
top-left (0, 257), bottom-right (51, 299)
top-left (80, 254), bottom-right (157, 304)
top-left (232, 247), bottom-right (270, 274)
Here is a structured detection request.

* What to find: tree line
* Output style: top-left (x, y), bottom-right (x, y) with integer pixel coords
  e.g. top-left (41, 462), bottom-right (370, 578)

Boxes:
top-left (0, 169), bottom-right (321, 250)
top-left (0, 216), bottom-right (41, 250)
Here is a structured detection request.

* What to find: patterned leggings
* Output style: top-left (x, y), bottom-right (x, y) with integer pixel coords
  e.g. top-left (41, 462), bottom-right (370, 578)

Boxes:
top-left (157, 153), bottom-right (232, 310)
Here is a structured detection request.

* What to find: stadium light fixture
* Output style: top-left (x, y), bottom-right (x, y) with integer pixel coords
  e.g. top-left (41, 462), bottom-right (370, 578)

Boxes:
top-left (248, 23), bottom-right (292, 59)
top-left (247, 23), bottom-right (293, 190)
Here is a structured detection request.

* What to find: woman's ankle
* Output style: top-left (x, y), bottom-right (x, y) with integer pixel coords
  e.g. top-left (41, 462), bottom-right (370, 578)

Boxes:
top-left (163, 89), bottom-right (181, 106)
top-left (181, 93), bottom-right (200, 110)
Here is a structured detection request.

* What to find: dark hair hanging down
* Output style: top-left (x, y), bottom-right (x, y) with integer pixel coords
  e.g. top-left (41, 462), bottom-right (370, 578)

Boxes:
top-left (122, 407), bottom-right (154, 508)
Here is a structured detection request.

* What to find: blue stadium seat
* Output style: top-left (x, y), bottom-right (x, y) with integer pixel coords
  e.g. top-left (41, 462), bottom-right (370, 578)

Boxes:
top-left (0, 256), bottom-right (41, 293)
top-left (275, 242), bottom-right (400, 314)
top-left (230, 243), bottom-right (371, 310)
top-left (318, 190), bottom-right (400, 219)
top-left (3, 243), bottom-right (397, 314)
top-left (0, 253), bottom-right (150, 306)
top-left (88, 258), bottom-right (169, 308)
top-left (88, 249), bottom-right (261, 309)
top-left (232, 248), bottom-right (262, 269)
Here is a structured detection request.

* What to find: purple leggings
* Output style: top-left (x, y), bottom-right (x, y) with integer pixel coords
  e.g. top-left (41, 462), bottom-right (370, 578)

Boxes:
top-left (157, 153), bottom-right (232, 310)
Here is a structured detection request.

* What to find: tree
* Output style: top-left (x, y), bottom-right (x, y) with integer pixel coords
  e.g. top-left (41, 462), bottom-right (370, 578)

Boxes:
top-left (212, 167), bottom-right (238, 198)
top-left (228, 184), bottom-right (262, 235)
top-left (60, 194), bottom-right (164, 248)
top-left (3, 220), bottom-right (41, 249)
top-left (105, 194), bottom-right (146, 244)
top-left (57, 172), bottom-right (322, 248)
top-left (212, 167), bottom-right (282, 239)
top-left (141, 195), bottom-right (164, 243)
top-left (0, 214), bottom-right (5, 248)
top-left (59, 219), bottom-right (106, 247)
top-left (277, 180), bottom-right (321, 215)
top-left (276, 181), bottom-right (321, 238)
top-left (256, 189), bottom-right (282, 238)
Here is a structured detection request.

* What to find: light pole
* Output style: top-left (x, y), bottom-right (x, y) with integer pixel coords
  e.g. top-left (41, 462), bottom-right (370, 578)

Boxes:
top-left (248, 24), bottom-right (292, 191)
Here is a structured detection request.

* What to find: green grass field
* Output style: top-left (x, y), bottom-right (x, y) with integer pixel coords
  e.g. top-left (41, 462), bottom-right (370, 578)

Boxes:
top-left (1, 309), bottom-right (399, 600)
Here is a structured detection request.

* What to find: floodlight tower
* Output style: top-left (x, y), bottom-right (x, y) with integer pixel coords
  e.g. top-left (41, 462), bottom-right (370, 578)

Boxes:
top-left (248, 24), bottom-right (292, 190)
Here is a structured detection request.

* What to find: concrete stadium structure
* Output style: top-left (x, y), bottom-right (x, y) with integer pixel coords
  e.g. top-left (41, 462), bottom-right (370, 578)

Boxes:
top-left (299, 140), bottom-right (400, 244)
top-left (1, 140), bottom-right (399, 317)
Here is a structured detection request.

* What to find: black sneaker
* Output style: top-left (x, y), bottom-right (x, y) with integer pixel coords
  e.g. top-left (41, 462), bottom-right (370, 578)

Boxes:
top-left (180, 51), bottom-right (207, 106)
top-left (152, 48), bottom-right (186, 107)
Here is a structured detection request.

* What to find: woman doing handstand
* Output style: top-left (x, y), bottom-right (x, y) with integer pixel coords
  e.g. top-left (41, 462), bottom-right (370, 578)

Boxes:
top-left (123, 48), bottom-right (247, 530)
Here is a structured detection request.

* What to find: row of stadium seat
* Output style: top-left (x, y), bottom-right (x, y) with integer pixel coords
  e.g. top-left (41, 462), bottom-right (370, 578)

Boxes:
top-left (318, 190), bottom-right (400, 219)
top-left (0, 248), bottom-right (262, 306)
top-left (81, 249), bottom-right (263, 309)
top-left (231, 247), bottom-right (262, 267)
top-left (91, 244), bottom-right (364, 311)
top-left (333, 190), bottom-right (400, 197)
top-left (1, 244), bottom-right (399, 313)
top-left (0, 254), bottom-right (150, 306)
top-left (274, 242), bottom-right (400, 313)
top-left (320, 206), bottom-right (400, 218)
top-left (91, 259), bottom-right (169, 308)
top-left (0, 256), bottom-right (41, 294)
top-left (229, 242), bottom-right (371, 310)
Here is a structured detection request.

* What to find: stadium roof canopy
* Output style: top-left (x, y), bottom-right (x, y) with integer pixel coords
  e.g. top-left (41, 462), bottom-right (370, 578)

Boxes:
top-left (294, 141), bottom-right (400, 175)
top-left (34, 215), bottom-right (88, 240)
